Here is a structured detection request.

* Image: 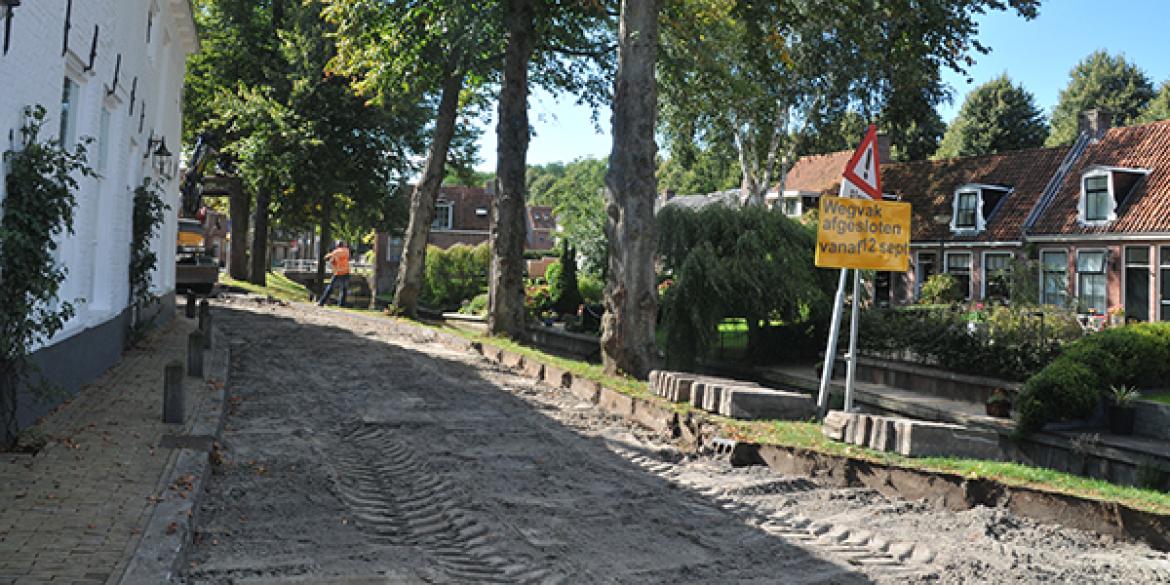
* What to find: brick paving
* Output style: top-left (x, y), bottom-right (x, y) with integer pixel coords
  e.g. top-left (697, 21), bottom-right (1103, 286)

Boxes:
top-left (0, 312), bottom-right (213, 585)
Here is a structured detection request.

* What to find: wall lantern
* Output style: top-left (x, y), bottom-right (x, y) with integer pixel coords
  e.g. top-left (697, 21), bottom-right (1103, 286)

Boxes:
top-left (145, 134), bottom-right (173, 175)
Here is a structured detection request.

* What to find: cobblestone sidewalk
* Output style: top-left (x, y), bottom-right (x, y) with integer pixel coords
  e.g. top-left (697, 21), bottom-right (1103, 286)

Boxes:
top-left (0, 312), bottom-right (217, 585)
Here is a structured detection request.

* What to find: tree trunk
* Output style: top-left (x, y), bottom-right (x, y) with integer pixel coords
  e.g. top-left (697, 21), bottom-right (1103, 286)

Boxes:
top-left (249, 188), bottom-right (270, 286)
top-left (487, 0), bottom-right (535, 340)
top-left (228, 181), bottom-right (250, 280)
top-left (0, 361), bottom-right (16, 449)
top-left (601, 0), bottom-right (660, 378)
top-left (392, 65), bottom-right (465, 317)
top-left (316, 195), bottom-right (332, 298)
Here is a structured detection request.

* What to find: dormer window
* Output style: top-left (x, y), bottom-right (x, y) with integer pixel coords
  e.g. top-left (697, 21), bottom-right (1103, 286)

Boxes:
top-left (1077, 166), bottom-right (1149, 225)
top-left (950, 184), bottom-right (1010, 234)
top-left (955, 191), bottom-right (978, 229)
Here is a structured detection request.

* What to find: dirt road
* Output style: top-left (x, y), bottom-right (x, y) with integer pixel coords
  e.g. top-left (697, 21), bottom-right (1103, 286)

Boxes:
top-left (181, 299), bottom-right (1170, 584)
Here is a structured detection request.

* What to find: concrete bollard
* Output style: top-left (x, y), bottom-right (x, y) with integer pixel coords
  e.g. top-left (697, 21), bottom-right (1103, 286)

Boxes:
top-left (163, 361), bottom-right (185, 424)
top-left (187, 331), bottom-right (204, 378)
top-left (199, 300), bottom-right (212, 349)
top-left (185, 292), bottom-right (196, 318)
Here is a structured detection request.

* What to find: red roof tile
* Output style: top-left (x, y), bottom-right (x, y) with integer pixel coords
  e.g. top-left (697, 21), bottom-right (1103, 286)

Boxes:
top-left (782, 150), bottom-right (853, 194)
top-left (880, 146), bottom-right (1071, 242)
top-left (1030, 119), bottom-right (1170, 235)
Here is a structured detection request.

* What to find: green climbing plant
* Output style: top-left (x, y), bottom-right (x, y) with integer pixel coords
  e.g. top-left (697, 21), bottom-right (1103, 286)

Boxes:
top-left (128, 178), bottom-right (169, 345)
top-left (0, 106), bottom-right (92, 447)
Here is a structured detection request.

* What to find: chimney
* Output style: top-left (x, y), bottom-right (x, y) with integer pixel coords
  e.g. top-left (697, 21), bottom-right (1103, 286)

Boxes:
top-left (1078, 109), bottom-right (1113, 140)
top-left (876, 132), bottom-right (891, 164)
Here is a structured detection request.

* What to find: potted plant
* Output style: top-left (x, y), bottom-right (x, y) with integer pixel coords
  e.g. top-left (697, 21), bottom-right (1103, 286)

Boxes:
top-left (1107, 384), bottom-right (1141, 435)
top-left (986, 388), bottom-right (1012, 418)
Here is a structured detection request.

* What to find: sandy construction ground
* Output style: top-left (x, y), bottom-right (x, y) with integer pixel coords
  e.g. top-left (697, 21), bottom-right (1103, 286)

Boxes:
top-left (180, 298), bottom-right (1170, 584)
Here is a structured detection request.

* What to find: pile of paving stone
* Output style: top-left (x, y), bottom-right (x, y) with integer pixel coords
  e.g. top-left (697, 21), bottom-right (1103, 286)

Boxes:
top-left (822, 410), bottom-right (1006, 460)
top-left (648, 370), bottom-right (815, 421)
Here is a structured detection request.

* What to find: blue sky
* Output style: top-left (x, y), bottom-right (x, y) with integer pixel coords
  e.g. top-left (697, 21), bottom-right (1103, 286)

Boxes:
top-left (474, 0), bottom-right (1170, 171)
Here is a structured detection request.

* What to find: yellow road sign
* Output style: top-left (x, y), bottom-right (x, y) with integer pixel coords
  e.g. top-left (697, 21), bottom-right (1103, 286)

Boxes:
top-left (815, 196), bottom-right (911, 271)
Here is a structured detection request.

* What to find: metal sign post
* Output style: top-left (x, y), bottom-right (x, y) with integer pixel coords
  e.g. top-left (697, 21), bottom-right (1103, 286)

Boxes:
top-left (813, 124), bottom-right (908, 419)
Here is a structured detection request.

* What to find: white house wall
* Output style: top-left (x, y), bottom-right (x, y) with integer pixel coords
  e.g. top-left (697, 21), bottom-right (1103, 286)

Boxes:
top-left (0, 0), bottom-right (197, 348)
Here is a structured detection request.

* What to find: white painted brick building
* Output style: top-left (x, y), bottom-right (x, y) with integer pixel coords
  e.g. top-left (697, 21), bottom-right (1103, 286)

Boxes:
top-left (0, 0), bottom-right (198, 427)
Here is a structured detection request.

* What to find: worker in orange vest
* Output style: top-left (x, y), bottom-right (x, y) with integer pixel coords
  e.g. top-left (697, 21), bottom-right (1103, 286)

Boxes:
top-left (317, 240), bottom-right (351, 307)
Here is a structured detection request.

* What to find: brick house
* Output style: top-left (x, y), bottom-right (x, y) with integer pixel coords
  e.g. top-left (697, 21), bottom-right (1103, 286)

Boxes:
top-left (1025, 115), bottom-right (1170, 321)
top-left (0, 0), bottom-right (199, 428)
top-left (372, 185), bottom-right (559, 296)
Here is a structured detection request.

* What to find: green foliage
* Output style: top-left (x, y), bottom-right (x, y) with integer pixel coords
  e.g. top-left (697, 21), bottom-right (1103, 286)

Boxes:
top-left (526, 157), bottom-right (608, 275)
top-left (459, 293), bottom-right (489, 316)
top-left (548, 241), bottom-right (583, 314)
top-left (657, 205), bottom-right (834, 368)
top-left (1016, 323), bottom-right (1170, 434)
top-left (1, 106), bottom-right (93, 445)
top-left (935, 75), bottom-right (1048, 159)
top-left (525, 282), bottom-right (552, 318)
top-left (859, 305), bottom-right (1084, 382)
top-left (421, 243), bottom-right (490, 310)
top-left (918, 273), bottom-right (963, 305)
top-left (1047, 51), bottom-right (1155, 146)
top-left (578, 273), bottom-right (604, 304)
top-left (1139, 80), bottom-right (1170, 124)
top-left (1110, 384), bottom-right (1141, 407)
top-left (129, 179), bottom-right (170, 312)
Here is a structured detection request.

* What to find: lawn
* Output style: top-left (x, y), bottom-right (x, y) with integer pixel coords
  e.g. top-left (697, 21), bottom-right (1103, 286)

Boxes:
top-left (219, 272), bottom-right (311, 303)
top-left (1143, 391), bottom-right (1170, 406)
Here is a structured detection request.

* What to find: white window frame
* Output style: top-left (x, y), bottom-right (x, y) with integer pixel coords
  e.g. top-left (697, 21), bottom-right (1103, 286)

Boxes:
top-left (981, 251), bottom-right (1013, 300)
top-left (432, 202), bottom-right (453, 230)
top-left (1123, 245), bottom-right (1151, 323)
top-left (1078, 170), bottom-right (1115, 225)
top-left (1160, 245), bottom-right (1170, 321)
top-left (1075, 248), bottom-right (1108, 314)
top-left (1039, 248), bottom-right (1069, 307)
top-left (914, 250), bottom-right (938, 300)
top-left (59, 76), bottom-right (81, 146)
top-left (943, 251), bottom-right (973, 300)
top-left (781, 194), bottom-right (801, 217)
top-left (950, 189), bottom-right (980, 232)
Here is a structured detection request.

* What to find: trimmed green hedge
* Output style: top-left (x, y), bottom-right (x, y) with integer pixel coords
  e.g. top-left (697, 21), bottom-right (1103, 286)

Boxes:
top-left (1017, 323), bottom-right (1170, 434)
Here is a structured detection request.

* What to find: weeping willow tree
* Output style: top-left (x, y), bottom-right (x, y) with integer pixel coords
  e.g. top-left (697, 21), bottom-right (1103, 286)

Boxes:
top-left (657, 205), bottom-right (835, 368)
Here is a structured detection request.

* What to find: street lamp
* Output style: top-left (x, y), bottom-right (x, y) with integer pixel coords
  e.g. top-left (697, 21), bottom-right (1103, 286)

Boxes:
top-left (144, 134), bottom-right (173, 175)
top-left (2, 0), bottom-right (21, 56)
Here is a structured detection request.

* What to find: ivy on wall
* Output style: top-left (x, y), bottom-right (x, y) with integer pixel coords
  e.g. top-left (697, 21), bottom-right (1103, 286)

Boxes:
top-left (0, 106), bottom-right (92, 447)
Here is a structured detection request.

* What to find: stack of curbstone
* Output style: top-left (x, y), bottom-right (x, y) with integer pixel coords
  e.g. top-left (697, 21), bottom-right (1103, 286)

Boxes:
top-left (649, 370), bottom-right (815, 421)
top-left (822, 410), bottom-right (1006, 461)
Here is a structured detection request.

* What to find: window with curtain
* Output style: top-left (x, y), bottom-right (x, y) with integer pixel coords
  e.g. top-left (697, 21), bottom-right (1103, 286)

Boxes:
top-left (1084, 175), bottom-right (1111, 222)
top-left (1077, 250), bottom-right (1107, 313)
top-left (1040, 250), bottom-right (1068, 306)
top-left (954, 191), bottom-right (978, 228)
top-left (984, 252), bottom-right (1012, 301)
top-left (945, 253), bottom-right (972, 300)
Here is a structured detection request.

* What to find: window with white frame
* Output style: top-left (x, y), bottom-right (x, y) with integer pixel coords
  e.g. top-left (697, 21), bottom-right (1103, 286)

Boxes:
top-left (915, 251), bottom-right (937, 300)
top-left (954, 191), bottom-right (978, 229)
top-left (945, 253), bottom-right (972, 300)
top-left (1160, 247), bottom-right (1170, 321)
top-left (59, 77), bottom-right (79, 145)
top-left (782, 197), bottom-right (799, 217)
top-left (1083, 174), bottom-right (1111, 222)
top-left (432, 202), bottom-right (453, 230)
top-left (96, 107), bottom-right (111, 174)
top-left (1040, 250), bottom-right (1068, 306)
top-left (1076, 250), bottom-right (1107, 313)
top-left (984, 252), bottom-right (1012, 301)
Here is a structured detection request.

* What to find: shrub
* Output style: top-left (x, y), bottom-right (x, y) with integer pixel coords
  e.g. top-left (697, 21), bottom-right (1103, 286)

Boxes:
top-left (547, 240), bottom-right (583, 315)
top-left (579, 273), bottom-right (604, 304)
top-left (858, 305), bottom-right (1082, 381)
top-left (459, 293), bottom-right (488, 316)
top-left (919, 273), bottom-right (963, 305)
top-left (525, 281), bottom-right (552, 318)
top-left (1016, 322), bottom-right (1170, 434)
top-left (421, 243), bottom-right (490, 310)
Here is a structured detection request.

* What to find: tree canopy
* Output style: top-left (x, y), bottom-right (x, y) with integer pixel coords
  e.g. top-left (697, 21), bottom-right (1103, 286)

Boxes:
top-left (935, 74), bottom-right (1048, 159)
top-left (1139, 80), bottom-right (1170, 124)
top-left (1046, 50), bottom-right (1155, 146)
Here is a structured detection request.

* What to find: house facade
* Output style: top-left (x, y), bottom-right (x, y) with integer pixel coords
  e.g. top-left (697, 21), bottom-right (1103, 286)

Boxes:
top-left (0, 0), bottom-right (199, 427)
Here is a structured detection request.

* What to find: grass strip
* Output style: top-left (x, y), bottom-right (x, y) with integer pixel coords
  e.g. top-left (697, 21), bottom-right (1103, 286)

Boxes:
top-left (219, 272), bottom-right (311, 303)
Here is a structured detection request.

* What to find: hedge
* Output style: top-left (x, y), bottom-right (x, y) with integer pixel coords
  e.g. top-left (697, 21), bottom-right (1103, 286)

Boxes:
top-left (1016, 323), bottom-right (1170, 434)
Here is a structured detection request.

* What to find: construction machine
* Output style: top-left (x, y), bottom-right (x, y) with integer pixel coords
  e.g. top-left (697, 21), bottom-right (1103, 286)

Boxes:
top-left (175, 135), bottom-right (219, 295)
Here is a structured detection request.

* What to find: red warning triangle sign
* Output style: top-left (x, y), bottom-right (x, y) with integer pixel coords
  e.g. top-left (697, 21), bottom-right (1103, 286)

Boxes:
top-left (840, 125), bottom-right (882, 200)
